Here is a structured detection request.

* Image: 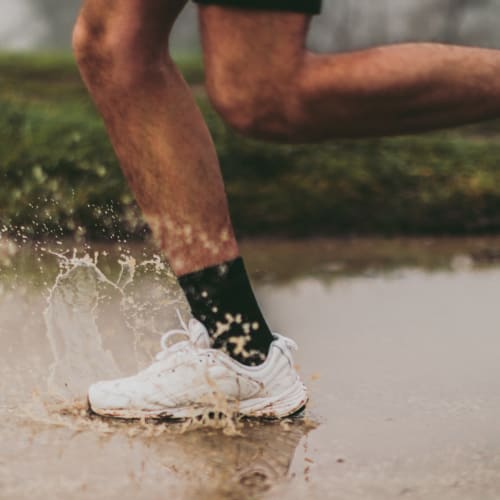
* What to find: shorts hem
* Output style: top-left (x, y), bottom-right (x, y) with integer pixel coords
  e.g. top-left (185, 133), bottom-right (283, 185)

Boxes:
top-left (193, 0), bottom-right (322, 15)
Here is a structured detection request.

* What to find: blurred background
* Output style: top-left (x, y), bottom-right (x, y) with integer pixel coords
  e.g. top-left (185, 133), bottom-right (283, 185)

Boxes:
top-left (2, 0), bottom-right (500, 240)
top-left (3, 0), bottom-right (500, 51)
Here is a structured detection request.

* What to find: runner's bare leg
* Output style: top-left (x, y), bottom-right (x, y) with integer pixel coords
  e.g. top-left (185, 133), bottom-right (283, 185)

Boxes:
top-left (73, 0), bottom-right (239, 276)
top-left (200, 6), bottom-right (500, 142)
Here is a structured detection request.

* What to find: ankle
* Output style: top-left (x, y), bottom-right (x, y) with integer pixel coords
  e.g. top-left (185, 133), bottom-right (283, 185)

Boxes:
top-left (179, 257), bottom-right (273, 367)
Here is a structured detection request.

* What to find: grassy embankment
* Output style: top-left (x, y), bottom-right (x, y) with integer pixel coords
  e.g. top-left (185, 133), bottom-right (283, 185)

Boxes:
top-left (2, 52), bottom-right (500, 240)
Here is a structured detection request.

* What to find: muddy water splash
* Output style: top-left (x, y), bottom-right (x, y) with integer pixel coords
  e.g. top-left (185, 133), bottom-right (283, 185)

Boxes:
top-left (45, 256), bottom-right (121, 398)
top-left (39, 250), bottom-right (258, 435)
top-left (44, 251), bottom-right (188, 400)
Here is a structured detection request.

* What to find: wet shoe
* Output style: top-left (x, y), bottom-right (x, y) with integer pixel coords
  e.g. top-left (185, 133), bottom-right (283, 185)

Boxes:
top-left (88, 313), bottom-right (308, 420)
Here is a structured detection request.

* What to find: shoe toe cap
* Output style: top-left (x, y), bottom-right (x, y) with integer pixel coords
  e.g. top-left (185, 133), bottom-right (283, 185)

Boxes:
top-left (88, 380), bottom-right (132, 414)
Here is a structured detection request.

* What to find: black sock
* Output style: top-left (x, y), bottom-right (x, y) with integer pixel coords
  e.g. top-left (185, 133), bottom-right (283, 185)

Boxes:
top-left (178, 257), bottom-right (274, 366)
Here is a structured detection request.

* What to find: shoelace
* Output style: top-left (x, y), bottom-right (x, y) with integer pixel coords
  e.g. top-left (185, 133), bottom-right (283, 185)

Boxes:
top-left (155, 310), bottom-right (299, 362)
top-left (155, 309), bottom-right (193, 361)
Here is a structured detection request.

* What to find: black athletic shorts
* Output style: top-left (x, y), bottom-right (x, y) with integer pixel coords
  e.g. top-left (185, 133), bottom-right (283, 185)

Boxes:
top-left (193, 0), bottom-right (322, 15)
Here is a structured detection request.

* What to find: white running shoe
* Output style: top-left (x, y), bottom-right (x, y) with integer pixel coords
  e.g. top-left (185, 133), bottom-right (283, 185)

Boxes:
top-left (88, 313), bottom-right (308, 420)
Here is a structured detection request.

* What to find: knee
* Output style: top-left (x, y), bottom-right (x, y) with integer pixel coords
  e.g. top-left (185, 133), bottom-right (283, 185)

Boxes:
top-left (206, 72), bottom-right (302, 141)
top-left (72, 14), bottom-right (113, 88)
top-left (72, 12), bottom-right (165, 91)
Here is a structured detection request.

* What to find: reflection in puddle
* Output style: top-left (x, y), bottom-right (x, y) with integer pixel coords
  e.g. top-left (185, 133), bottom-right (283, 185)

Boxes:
top-left (9, 410), bottom-right (313, 499)
top-left (148, 420), bottom-right (313, 498)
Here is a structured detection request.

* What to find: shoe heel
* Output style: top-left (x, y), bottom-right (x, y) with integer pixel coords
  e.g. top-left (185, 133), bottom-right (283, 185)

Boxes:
top-left (242, 378), bottom-right (308, 419)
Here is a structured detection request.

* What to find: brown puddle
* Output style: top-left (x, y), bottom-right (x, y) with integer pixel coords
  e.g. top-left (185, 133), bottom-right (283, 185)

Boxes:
top-left (3, 237), bottom-right (500, 499)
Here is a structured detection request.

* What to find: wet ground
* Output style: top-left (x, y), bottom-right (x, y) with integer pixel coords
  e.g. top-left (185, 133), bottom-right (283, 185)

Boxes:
top-left (2, 237), bottom-right (500, 499)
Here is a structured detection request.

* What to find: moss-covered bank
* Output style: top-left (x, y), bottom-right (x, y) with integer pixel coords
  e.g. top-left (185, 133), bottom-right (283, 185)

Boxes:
top-left (2, 53), bottom-right (500, 239)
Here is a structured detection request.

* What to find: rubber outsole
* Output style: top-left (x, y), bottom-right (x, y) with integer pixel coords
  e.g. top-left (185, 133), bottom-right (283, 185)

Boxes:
top-left (87, 399), bottom-right (307, 423)
top-left (87, 395), bottom-right (308, 422)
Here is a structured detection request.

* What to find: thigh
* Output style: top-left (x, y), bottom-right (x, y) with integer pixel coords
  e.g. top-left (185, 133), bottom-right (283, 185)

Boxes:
top-left (198, 5), bottom-right (311, 89)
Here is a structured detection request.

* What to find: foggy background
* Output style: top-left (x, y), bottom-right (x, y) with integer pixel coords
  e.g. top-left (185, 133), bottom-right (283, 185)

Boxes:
top-left (1, 0), bottom-right (500, 53)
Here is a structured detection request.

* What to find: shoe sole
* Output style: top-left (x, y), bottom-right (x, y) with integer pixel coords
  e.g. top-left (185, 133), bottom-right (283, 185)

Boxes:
top-left (88, 379), bottom-right (308, 421)
top-left (88, 402), bottom-right (308, 422)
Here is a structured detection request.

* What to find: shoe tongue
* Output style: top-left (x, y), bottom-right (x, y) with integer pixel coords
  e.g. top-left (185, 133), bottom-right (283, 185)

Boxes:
top-left (188, 319), bottom-right (211, 349)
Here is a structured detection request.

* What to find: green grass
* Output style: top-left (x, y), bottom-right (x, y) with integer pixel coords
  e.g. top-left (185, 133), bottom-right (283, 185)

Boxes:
top-left (2, 52), bottom-right (500, 239)
top-left (0, 52), bottom-right (206, 104)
